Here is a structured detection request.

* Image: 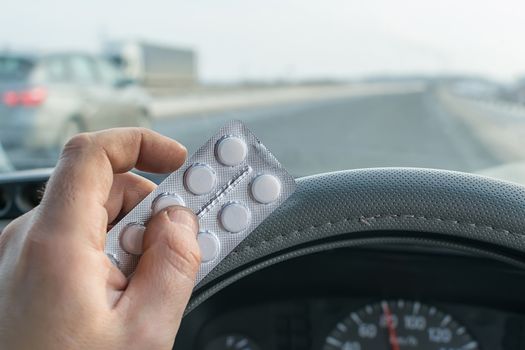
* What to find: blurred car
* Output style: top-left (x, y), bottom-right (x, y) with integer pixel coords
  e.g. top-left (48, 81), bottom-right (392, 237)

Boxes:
top-left (0, 52), bottom-right (152, 153)
top-left (0, 142), bottom-right (12, 173)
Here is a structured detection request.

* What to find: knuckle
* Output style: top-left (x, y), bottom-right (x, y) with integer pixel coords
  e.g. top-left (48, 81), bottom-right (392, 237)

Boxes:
top-left (62, 133), bottom-right (93, 153)
top-left (135, 127), bottom-right (150, 135)
top-left (59, 133), bottom-right (108, 169)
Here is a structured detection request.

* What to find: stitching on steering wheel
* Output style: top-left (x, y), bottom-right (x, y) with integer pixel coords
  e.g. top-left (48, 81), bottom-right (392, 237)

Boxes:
top-left (357, 214), bottom-right (513, 234)
top-left (232, 213), bottom-right (522, 255)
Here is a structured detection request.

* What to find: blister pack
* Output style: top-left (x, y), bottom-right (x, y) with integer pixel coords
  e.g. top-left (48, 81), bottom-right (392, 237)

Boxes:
top-left (104, 120), bottom-right (296, 285)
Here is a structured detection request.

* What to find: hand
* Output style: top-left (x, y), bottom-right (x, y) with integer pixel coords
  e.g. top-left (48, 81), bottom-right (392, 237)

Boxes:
top-left (0, 128), bottom-right (201, 349)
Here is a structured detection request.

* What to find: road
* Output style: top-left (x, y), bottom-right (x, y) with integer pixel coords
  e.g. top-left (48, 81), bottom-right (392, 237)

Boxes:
top-left (2, 85), bottom-right (503, 177)
top-left (154, 87), bottom-right (500, 177)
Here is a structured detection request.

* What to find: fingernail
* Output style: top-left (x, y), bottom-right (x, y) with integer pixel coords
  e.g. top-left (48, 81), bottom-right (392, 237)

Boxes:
top-left (167, 206), bottom-right (198, 233)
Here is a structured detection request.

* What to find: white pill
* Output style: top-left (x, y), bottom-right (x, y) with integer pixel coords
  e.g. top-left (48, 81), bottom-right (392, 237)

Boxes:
top-left (184, 163), bottom-right (216, 195)
top-left (251, 174), bottom-right (282, 204)
top-left (215, 136), bottom-right (248, 166)
top-left (197, 231), bottom-right (220, 262)
top-left (120, 223), bottom-right (145, 255)
top-left (152, 193), bottom-right (185, 215)
top-left (220, 202), bottom-right (251, 233)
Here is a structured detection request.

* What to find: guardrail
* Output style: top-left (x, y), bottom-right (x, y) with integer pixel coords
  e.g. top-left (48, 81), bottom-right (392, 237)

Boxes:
top-left (440, 88), bottom-right (525, 121)
top-left (437, 87), bottom-right (525, 162)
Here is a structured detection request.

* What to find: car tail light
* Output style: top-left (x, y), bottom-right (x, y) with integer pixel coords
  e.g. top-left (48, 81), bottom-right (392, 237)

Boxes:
top-left (2, 87), bottom-right (47, 107)
top-left (19, 87), bottom-right (47, 106)
top-left (2, 91), bottom-right (19, 107)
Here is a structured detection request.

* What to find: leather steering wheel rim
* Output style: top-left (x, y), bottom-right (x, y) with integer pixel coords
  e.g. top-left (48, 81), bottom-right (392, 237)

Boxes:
top-left (187, 167), bottom-right (525, 315)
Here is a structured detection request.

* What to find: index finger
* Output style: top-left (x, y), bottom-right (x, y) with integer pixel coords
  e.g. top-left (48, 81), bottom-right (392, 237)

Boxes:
top-left (71, 127), bottom-right (187, 174)
top-left (38, 128), bottom-right (187, 244)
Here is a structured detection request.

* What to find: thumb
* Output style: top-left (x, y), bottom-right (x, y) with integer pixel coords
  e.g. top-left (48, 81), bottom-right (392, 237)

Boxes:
top-left (118, 206), bottom-right (200, 335)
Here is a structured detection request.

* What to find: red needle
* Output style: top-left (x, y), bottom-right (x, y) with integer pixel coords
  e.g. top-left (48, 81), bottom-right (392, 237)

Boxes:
top-left (382, 302), bottom-right (401, 350)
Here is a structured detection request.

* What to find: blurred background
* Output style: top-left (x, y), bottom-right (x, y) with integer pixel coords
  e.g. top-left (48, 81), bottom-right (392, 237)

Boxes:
top-left (1, 0), bottom-right (525, 181)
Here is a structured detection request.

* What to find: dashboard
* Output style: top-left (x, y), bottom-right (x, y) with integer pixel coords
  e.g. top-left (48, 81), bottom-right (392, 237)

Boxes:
top-left (3, 169), bottom-right (525, 350)
top-left (176, 248), bottom-right (525, 350)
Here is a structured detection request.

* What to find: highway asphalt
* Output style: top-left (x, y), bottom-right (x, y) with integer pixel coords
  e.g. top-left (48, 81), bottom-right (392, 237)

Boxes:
top-left (154, 87), bottom-right (501, 177)
top-left (2, 86), bottom-right (503, 177)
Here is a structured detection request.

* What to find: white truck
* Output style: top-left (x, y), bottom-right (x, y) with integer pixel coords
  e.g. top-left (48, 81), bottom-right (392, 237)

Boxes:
top-left (104, 40), bottom-right (198, 92)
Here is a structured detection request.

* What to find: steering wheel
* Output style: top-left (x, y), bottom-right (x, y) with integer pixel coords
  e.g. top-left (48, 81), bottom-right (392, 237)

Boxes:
top-left (186, 167), bottom-right (525, 316)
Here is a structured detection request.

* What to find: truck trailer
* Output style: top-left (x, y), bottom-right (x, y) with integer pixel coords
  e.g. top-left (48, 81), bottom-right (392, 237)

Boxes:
top-left (104, 40), bottom-right (198, 92)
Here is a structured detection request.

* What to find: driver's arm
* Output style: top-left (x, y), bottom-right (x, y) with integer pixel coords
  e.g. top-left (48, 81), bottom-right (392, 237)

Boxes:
top-left (0, 128), bottom-right (200, 349)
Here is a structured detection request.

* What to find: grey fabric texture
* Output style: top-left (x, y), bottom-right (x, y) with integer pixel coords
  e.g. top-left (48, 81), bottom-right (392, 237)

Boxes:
top-left (195, 167), bottom-right (525, 291)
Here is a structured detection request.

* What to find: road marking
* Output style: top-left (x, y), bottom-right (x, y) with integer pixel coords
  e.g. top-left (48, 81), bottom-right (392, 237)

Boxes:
top-left (457, 327), bottom-right (466, 335)
top-left (337, 323), bottom-right (348, 332)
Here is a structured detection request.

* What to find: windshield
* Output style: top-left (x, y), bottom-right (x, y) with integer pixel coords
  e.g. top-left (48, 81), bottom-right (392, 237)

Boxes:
top-left (1, 1), bottom-right (525, 181)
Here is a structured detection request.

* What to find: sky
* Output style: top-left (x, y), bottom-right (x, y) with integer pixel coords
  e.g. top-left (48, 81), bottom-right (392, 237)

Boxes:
top-left (1, 0), bottom-right (525, 83)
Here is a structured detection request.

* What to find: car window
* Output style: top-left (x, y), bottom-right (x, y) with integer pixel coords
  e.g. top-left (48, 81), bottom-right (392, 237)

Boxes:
top-left (42, 57), bottom-right (69, 83)
top-left (0, 56), bottom-right (34, 81)
top-left (69, 56), bottom-right (97, 84)
top-left (95, 59), bottom-right (121, 85)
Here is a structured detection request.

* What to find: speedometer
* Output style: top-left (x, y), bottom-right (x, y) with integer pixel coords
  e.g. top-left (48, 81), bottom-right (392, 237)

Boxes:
top-left (323, 300), bottom-right (479, 350)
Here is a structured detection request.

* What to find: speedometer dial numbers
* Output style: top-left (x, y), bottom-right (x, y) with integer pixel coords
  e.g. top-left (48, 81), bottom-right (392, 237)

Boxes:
top-left (323, 300), bottom-right (479, 350)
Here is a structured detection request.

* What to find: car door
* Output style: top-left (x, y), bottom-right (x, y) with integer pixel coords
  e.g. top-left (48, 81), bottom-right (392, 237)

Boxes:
top-left (67, 55), bottom-right (113, 131)
top-left (94, 58), bottom-right (143, 128)
top-left (38, 56), bottom-right (81, 135)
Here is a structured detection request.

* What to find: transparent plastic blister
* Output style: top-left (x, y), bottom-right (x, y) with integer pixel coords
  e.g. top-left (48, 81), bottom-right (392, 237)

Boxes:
top-left (104, 120), bottom-right (296, 285)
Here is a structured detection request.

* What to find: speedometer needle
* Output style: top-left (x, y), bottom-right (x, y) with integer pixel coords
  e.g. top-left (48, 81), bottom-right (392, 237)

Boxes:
top-left (382, 302), bottom-right (401, 350)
